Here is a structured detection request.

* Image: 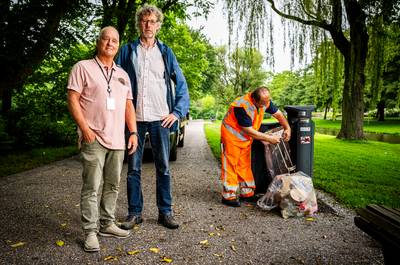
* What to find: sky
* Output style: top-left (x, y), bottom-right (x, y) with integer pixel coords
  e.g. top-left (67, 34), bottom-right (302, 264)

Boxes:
top-left (187, 0), bottom-right (292, 73)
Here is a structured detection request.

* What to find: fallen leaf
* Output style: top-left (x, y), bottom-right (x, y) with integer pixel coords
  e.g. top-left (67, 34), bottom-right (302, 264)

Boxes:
top-left (127, 250), bottom-right (141, 255)
top-left (60, 223), bottom-right (67, 227)
top-left (149, 247), bottom-right (160, 253)
top-left (231, 245), bottom-right (237, 252)
top-left (161, 257), bottom-right (173, 263)
top-left (213, 253), bottom-right (224, 257)
top-left (306, 217), bottom-right (315, 221)
top-left (10, 242), bottom-right (26, 248)
top-left (75, 203), bottom-right (80, 207)
top-left (217, 232), bottom-right (221, 236)
top-left (209, 232), bottom-right (215, 236)
top-left (104, 256), bottom-right (118, 261)
top-left (199, 239), bottom-right (209, 245)
top-left (55, 240), bottom-right (65, 247)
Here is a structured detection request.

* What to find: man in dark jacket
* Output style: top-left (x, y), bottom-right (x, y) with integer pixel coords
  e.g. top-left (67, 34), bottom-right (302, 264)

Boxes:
top-left (116, 4), bottom-right (189, 229)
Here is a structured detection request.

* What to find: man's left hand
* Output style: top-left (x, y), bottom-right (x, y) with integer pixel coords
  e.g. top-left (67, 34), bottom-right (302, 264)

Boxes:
top-left (283, 128), bottom-right (291, 142)
top-left (127, 134), bottom-right (138, 155)
top-left (161, 114), bottom-right (178, 128)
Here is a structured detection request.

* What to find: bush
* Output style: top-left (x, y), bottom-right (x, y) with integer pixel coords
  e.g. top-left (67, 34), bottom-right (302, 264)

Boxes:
top-left (365, 108), bottom-right (400, 118)
top-left (14, 114), bottom-right (76, 148)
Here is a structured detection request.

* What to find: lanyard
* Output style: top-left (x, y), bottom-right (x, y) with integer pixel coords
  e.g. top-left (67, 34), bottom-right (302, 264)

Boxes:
top-left (94, 57), bottom-right (114, 96)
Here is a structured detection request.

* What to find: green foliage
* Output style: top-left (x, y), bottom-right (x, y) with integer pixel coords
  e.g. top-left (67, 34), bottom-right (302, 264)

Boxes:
top-left (268, 70), bottom-right (315, 109)
top-left (190, 95), bottom-right (217, 119)
top-left (314, 118), bottom-right (400, 135)
top-left (158, 23), bottom-right (210, 100)
top-left (0, 146), bottom-right (78, 178)
top-left (204, 121), bottom-right (400, 208)
top-left (209, 46), bottom-right (269, 111)
top-left (5, 43), bottom-right (93, 149)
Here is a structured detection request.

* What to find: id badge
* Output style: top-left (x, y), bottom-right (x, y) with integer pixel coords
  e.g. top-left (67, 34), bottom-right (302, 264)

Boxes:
top-left (107, 97), bottom-right (116, 110)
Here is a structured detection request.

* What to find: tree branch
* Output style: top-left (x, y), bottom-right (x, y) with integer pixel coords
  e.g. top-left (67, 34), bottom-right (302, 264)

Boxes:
top-left (329, 0), bottom-right (350, 58)
top-left (266, 0), bottom-right (331, 31)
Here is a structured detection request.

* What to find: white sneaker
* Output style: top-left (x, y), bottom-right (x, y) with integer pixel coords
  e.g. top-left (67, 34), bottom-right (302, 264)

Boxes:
top-left (99, 223), bottom-right (130, 238)
top-left (84, 232), bottom-right (100, 252)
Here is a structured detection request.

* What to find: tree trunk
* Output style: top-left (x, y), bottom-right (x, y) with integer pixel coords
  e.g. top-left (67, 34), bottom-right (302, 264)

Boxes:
top-left (376, 100), bottom-right (385, 121)
top-left (337, 0), bottom-right (367, 140)
top-left (1, 88), bottom-right (12, 115)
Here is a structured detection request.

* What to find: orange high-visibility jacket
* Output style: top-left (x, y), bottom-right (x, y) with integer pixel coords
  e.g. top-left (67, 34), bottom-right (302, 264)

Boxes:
top-left (221, 92), bottom-right (266, 148)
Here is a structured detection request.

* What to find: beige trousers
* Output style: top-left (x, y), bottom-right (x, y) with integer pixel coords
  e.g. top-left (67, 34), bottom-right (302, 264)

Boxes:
top-left (80, 140), bottom-right (124, 233)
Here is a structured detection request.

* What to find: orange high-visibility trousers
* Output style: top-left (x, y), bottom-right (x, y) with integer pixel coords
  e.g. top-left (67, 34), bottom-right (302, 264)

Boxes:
top-left (220, 140), bottom-right (255, 200)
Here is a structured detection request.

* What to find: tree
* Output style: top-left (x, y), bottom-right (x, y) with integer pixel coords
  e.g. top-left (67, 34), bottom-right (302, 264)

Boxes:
top-left (365, 20), bottom-right (400, 121)
top-left (0, 0), bottom-right (91, 114)
top-left (225, 0), bottom-right (400, 139)
top-left (100, 0), bottom-right (213, 41)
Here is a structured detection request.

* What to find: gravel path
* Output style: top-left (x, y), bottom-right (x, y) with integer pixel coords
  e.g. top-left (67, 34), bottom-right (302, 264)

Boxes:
top-left (0, 120), bottom-right (383, 264)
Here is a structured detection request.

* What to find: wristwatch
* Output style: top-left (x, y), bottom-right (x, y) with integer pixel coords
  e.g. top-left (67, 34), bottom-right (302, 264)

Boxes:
top-left (129, 131), bottom-right (138, 137)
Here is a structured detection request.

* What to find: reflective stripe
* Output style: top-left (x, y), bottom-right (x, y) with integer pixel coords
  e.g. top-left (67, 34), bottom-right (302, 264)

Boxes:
top-left (239, 181), bottom-right (255, 187)
top-left (233, 97), bottom-right (256, 121)
top-left (240, 188), bottom-right (254, 197)
top-left (222, 192), bottom-right (236, 200)
top-left (222, 121), bottom-right (248, 141)
top-left (222, 142), bottom-right (240, 191)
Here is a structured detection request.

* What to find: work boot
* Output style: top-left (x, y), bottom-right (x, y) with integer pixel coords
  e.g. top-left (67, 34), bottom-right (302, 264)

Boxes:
top-left (158, 214), bottom-right (179, 229)
top-left (239, 196), bottom-right (258, 203)
top-left (84, 232), bottom-right (100, 252)
top-left (99, 223), bottom-right (130, 238)
top-left (221, 198), bottom-right (241, 207)
top-left (120, 215), bottom-right (143, 230)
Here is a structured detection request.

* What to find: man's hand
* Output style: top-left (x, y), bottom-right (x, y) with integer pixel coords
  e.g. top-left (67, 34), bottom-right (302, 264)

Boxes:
top-left (81, 128), bottom-right (96, 144)
top-left (263, 134), bottom-right (281, 144)
top-left (127, 134), bottom-right (138, 155)
top-left (283, 128), bottom-right (291, 142)
top-left (161, 113), bottom-right (178, 128)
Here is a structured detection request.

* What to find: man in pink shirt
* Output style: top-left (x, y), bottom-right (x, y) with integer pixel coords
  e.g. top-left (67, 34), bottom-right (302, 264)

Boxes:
top-left (67, 26), bottom-right (138, 252)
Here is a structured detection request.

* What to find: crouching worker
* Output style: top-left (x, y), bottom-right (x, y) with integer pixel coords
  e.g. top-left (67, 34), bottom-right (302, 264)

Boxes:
top-left (67, 26), bottom-right (138, 252)
top-left (220, 86), bottom-right (291, 207)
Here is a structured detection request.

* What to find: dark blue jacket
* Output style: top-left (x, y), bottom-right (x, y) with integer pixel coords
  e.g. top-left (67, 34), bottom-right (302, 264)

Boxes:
top-left (116, 39), bottom-right (190, 130)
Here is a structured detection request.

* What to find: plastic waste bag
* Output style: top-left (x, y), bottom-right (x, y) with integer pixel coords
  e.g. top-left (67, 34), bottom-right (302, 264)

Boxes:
top-left (257, 171), bottom-right (318, 218)
top-left (261, 127), bottom-right (294, 179)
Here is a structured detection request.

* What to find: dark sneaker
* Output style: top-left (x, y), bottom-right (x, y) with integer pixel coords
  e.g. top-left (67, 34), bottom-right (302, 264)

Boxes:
top-left (120, 215), bottom-right (143, 230)
top-left (158, 214), bottom-right (179, 229)
top-left (221, 198), bottom-right (241, 207)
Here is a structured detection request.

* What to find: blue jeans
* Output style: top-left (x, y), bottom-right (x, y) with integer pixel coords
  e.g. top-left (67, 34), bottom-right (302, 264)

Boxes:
top-left (127, 121), bottom-right (172, 216)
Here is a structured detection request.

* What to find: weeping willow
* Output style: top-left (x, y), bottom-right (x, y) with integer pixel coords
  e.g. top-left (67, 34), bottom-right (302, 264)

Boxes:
top-left (224, 0), bottom-right (399, 139)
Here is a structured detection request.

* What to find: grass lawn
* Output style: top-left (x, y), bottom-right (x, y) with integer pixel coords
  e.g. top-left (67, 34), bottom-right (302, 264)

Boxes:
top-left (0, 146), bottom-right (78, 178)
top-left (314, 118), bottom-right (400, 135)
top-left (204, 121), bottom-right (400, 208)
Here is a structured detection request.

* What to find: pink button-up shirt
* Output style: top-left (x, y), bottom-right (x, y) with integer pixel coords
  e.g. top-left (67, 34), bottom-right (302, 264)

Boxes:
top-left (67, 57), bottom-right (132, 150)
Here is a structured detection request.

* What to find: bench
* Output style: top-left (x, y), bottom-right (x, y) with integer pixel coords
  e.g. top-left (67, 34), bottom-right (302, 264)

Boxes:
top-left (354, 204), bottom-right (400, 265)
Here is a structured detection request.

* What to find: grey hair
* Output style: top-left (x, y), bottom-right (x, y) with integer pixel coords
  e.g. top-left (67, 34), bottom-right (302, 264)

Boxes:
top-left (96, 26), bottom-right (119, 42)
top-left (136, 4), bottom-right (164, 30)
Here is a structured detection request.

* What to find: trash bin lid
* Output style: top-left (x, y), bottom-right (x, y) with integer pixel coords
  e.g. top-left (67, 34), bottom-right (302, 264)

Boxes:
top-left (284, 105), bottom-right (315, 117)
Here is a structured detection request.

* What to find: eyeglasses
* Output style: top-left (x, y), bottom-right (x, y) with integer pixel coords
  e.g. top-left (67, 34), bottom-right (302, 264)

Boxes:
top-left (140, 19), bottom-right (158, 25)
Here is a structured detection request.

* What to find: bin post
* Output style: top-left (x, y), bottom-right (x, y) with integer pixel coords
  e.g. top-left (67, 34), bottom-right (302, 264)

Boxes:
top-left (284, 105), bottom-right (315, 177)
